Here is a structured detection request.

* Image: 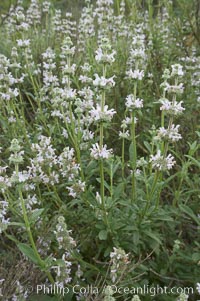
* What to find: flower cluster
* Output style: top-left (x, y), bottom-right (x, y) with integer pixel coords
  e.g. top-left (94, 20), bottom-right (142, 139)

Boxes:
top-left (159, 99), bottom-right (185, 116)
top-left (155, 124), bottom-right (182, 142)
top-left (151, 64), bottom-right (185, 171)
top-left (52, 252), bottom-right (72, 288)
top-left (103, 286), bottom-right (115, 301)
top-left (95, 47), bottom-right (116, 65)
top-left (42, 47), bottom-right (58, 89)
top-left (9, 140), bottom-right (25, 183)
top-left (150, 150), bottom-right (176, 171)
top-left (126, 69), bottom-right (144, 81)
top-left (0, 166), bottom-right (11, 193)
top-left (93, 74), bottom-right (115, 89)
top-left (177, 293), bottom-right (189, 301)
top-left (53, 216), bottom-right (77, 288)
top-left (90, 143), bottom-right (113, 160)
top-left (0, 200), bottom-right (10, 234)
top-left (54, 216), bottom-right (76, 250)
top-left (110, 247), bottom-right (129, 283)
top-left (90, 104), bottom-right (116, 123)
top-left (125, 95), bottom-right (144, 111)
top-left (0, 54), bottom-right (20, 101)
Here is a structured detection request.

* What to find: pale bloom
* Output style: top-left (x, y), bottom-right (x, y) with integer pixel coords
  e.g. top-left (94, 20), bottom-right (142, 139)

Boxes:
top-left (150, 150), bottom-right (176, 170)
top-left (90, 104), bottom-right (116, 122)
top-left (159, 98), bottom-right (185, 115)
top-left (90, 143), bottom-right (113, 160)
top-left (16, 39), bottom-right (30, 47)
top-left (155, 124), bottom-right (182, 142)
top-left (95, 48), bottom-right (116, 64)
top-left (171, 64), bottom-right (184, 77)
top-left (126, 69), bottom-right (144, 80)
top-left (93, 74), bottom-right (115, 89)
top-left (164, 82), bottom-right (184, 94)
top-left (125, 94), bottom-right (143, 110)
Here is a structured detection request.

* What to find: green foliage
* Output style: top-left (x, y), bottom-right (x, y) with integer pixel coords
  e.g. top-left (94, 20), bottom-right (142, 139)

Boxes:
top-left (0, 0), bottom-right (200, 301)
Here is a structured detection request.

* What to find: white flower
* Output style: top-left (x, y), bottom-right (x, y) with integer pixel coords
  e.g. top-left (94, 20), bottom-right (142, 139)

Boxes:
top-left (125, 94), bottom-right (143, 110)
top-left (96, 192), bottom-right (102, 204)
top-left (155, 124), bottom-right (182, 142)
top-left (82, 129), bottom-right (94, 141)
top-left (177, 293), bottom-right (189, 301)
top-left (95, 48), bottom-right (116, 64)
top-left (93, 74), bottom-right (115, 89)
top-left (11, 171), bottom-right (29, 183)
top-left (61, 88), bottom-right (76, 100)
top-left (159, 98), bottom-right (185, 115)
top-left (90, 104), bottom-right (116, 122)
top-left (171, 64), bottom-right (184, 77)
top-left (79, 75), bottom-right (92, 83)
top-left (126, 69), bottom-right (144, 80)
top-left (164, 82), bottom-right (184, 94)
top-left (16, 39), bottom-right (30, 47)
top-left (81, 63), bottom-right (92, 73)
top-left (130, 48), bottom-right (146, 60)
top-left (67, 180), bottom-right (85, 198)
top-left (42, 47), bottom-right (56, 60)
top-left (150, 150), bottom-right (176, 170)
top-left (137, 157), bottom-right (148, 167)
top-left (90, 143), bottom-right (113, 160)
top-left (61, 63), bottom-right (76, 75)
top-left (135, 169), bottom-right (142, 176)
top-left (0, 200), bottom-right (10, 233)
top-left (119, 130), bottom-right (130, 139)
top-left (197, 283), bottom-right (200, 294)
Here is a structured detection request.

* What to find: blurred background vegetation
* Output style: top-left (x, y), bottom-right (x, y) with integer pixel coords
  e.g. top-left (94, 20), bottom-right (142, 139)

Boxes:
top-left (0, 0), bottom-right (199, 24)
top-left (0, 0), bottom-right (82, 14)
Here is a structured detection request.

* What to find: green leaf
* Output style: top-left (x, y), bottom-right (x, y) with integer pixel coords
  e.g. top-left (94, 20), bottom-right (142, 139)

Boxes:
top-left (113, 183), bottom-right (125, 198)
top-left (179, 204), bottom-right (200, 225)
top-left (98, 230), bottom-right (108, 240)
top-left (185, 155), bottom-right (200, 168)
top-left (95, 223), bottom-right (105, 230)
top-left (133, 231), bottom-right (140, 246)
top-left (9, 222), bottom-right (26, 227)
top-left (144, 141), bottom-right (152, 153)
top-left (5, 234), bottom-right (20, 244)
top-left (17, 243), bottom-right (39, 265)
top-left (30, 209), bottom-right (44, 225)
top-left (144, 230), bottom-right (162, 245)
top-left (192, 253), bottom-right (200, 262)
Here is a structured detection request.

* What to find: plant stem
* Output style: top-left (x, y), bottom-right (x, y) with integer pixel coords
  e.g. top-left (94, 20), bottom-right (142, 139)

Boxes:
top-left (18, 187), bottom-right (54, 284)
top-left (121, 136), bottom-right (125, 180)
top-left (149, 170), bottom-right (160, 202)
top-left (130, 79), bottom-right (138, 202)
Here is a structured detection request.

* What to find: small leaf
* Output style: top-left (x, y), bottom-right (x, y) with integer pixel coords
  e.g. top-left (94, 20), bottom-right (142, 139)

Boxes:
top-left (30, 209), bottom-right (44, 225)
top-left (144, 141), bottom-right (152, 153)
top-left (192, 253), bottom-right (200, 262)
top-left (185, 155), bottom-right (200, 168)
top-left (9, 222), bottom-right (26, 227)
top-left (133, 231), bottom-right (140, 246)
top-left (17, 243), bottom-right (39, 265)
top-left (144, 231), bottom-right (162, 244)
top-left (179, 204), bottom-right (200, 225)
top-left (113, 183), bottom-right (125, 198)
top-left (98, 230), bottom-right (108, 240)
top-left (5, 234), bottom-right (20, 244)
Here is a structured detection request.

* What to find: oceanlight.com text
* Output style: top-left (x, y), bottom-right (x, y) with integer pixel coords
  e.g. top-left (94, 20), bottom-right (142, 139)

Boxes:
top-left (36, 284), bottom-right (194, 297)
